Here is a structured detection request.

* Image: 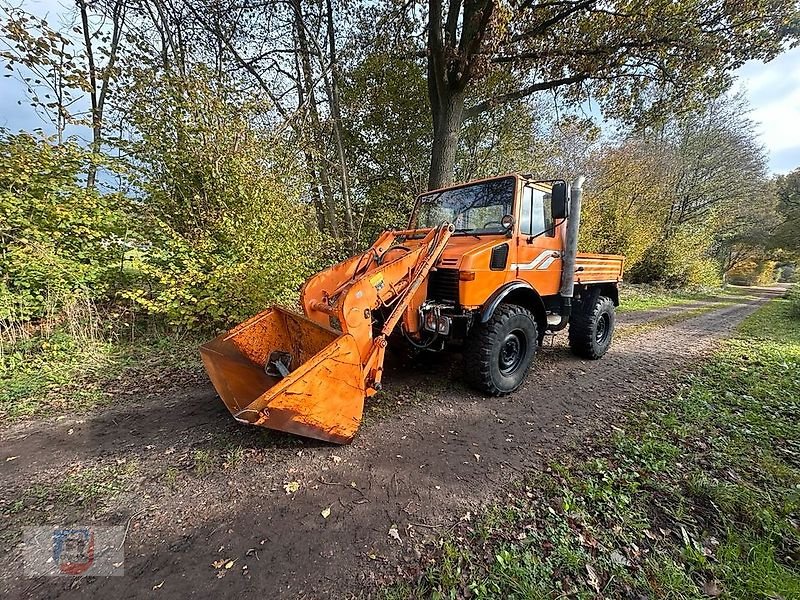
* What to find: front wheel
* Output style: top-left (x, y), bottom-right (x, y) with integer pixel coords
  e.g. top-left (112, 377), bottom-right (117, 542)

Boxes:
top-left (463, 304), bottom-right (538, 395)
top-left (569, 295), bottom-right (616, 359)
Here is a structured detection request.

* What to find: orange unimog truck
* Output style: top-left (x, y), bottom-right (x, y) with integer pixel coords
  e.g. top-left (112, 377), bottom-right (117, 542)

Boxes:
top-left (201, 174), bottom-right (624, 444)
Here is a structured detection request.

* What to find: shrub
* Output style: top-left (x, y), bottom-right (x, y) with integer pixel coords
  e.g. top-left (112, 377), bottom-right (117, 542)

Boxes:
top-left (727, 259), bottom-right (779, 286)
top-left (787, 286), bottom-right (800, 318)
top-left (0, 132), bottom-right (128, 323)
top-left (119, 69), bottom-right (327, 328)
top-left (627, 226), bottom-right (722, 287)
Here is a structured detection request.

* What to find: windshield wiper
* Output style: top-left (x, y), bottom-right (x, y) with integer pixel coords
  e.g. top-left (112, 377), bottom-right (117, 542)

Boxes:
top-left (453, 228), bottom-right (481, 240)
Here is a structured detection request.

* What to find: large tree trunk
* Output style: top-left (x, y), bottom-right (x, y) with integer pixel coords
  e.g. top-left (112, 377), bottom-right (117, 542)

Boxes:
top-left (428, 90), bottom-right (465, 190)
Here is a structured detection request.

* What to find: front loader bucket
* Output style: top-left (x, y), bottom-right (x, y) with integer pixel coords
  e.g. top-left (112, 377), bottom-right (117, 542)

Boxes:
top-left (200, 307), bottom-right (366, 444)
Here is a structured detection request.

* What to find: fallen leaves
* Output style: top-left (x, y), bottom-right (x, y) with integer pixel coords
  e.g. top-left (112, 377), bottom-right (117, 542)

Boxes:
top-left (321, 506), bottom-right (331, 519)
top-left (585, 564), bottom-right (600, 593)
top-left (283, 481), bottom-right (300, 494)
top-left (211, 558), bottom-right (236, 570)
top-left (388, 525), bottom-right (402, 543)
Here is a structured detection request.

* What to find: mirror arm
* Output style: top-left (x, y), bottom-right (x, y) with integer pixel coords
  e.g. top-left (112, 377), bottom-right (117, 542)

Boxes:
top-left (525, 218), bottom-right (567, 244)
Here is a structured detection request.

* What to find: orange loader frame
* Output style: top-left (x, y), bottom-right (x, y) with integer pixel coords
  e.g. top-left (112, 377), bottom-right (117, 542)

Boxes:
top-left (200, 224), bottom-right (454, 444)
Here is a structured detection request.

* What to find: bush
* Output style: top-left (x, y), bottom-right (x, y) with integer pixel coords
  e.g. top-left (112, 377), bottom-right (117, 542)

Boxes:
top-left (119, 69), bottom-right (327, 328)
top-left (0, 132), bottom-right (128, 323)
top-left (727, 259), bottom-right (779, 286)
top-left (787, 286), bottom-right (800, 318)
top-left (627, 226), bottom-right (722, 287)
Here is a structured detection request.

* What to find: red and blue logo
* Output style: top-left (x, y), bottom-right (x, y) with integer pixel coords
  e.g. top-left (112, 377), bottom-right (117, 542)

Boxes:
top-left (53, 528), bottom-right (95, 575)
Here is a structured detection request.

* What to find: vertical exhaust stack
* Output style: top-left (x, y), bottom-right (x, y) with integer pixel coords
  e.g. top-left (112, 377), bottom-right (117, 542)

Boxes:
top-left (549, 175), bottom-right (585, 332)
top-left (560, 175), bottom-right (585, 299)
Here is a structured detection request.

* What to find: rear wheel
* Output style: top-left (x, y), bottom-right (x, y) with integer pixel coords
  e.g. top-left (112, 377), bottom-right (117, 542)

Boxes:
top-left (569, 295), bottom-right (616, 359)
top-left (464, 304), bottom-right (538, 395)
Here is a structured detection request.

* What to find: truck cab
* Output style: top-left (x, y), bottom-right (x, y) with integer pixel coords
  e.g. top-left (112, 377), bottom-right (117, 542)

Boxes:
top-left (404, 174), bottom-right (624, 394)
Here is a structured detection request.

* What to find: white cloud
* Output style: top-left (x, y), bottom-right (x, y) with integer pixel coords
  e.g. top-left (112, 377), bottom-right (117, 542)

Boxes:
top-left (735, 46), bottom-right (800, 173)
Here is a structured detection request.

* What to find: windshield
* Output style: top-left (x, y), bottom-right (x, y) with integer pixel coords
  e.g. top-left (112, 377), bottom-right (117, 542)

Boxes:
top-left (414, 177), bottom-right (515, 235)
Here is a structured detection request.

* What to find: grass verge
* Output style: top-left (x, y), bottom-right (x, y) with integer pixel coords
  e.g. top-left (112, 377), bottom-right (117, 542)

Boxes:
top-left (390, 291), bottom-right (799, 599)
top-left (0, 462), bottom-right (138, 547)
top-left (0, 327), bottom-right (202, 424)
top-left (618, 284), bottom-right (756, 313)
top-left (615, 302), bottom-right (737, 340)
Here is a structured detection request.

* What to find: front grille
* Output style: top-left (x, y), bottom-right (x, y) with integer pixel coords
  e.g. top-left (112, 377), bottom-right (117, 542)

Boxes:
top-left (428, 268), bottom-right (459, 304)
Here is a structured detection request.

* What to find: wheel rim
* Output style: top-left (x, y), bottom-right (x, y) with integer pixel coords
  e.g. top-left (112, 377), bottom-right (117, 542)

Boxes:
top-left (596, 313), bottom-right (611, 344)
top-left (499, 330), bottom-right (527, 375)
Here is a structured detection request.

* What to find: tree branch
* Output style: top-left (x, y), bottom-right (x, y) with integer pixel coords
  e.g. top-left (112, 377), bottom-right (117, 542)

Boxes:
top-left (464, 74), bottom-right (588, 119)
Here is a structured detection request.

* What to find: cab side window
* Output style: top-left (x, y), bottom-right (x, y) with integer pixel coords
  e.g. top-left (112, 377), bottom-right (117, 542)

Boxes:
top-left (520, 186), bottom-right (554, 237)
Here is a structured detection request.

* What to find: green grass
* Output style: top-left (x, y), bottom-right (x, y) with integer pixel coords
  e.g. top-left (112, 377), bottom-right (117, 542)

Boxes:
top-left (618, 284), bottom-right (720, 312)
top-left (392, 291), bottom-right (800, 599)
top-left (618, 284), bottom-right (755, 313)
top-left (0, 327), bottom-right (202, 424)
top-left (4, 462), bottom-right (138, 519)
top-left (616, 302), bottom-right (736, 339)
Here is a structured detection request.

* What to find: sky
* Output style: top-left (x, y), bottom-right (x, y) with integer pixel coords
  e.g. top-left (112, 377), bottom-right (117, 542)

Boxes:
top-left (735, 46), bottom-right (800, 174)
top-left (1, 1), bottom-right (799, 175)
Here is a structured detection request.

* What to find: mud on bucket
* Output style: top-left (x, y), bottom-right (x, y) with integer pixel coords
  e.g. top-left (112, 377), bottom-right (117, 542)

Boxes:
top-left (200, 307), bottom-right (365, 444)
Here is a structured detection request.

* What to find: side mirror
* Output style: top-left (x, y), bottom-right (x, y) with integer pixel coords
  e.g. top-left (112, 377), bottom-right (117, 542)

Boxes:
top-left (551, 181), bottom-right (568, 219)
top-left (501, 214), bottom-right (514, 237)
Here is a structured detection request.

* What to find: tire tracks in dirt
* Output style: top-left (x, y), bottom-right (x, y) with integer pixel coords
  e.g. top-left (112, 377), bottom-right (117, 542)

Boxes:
top-left (1, 287), bottom-right (784, 599)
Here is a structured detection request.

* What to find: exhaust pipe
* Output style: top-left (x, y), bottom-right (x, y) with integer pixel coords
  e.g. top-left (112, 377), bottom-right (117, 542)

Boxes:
top-left (549, 175), bottom-right (585, 332)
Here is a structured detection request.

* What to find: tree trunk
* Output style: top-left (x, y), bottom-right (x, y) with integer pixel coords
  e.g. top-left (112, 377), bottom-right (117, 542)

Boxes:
top-left (428, 90), bottom-right (465, 190)
top-left (291, 0), bottom-right (339, 240)
top-left (324, 0), bottom-right (355, 249)
top-left (78, 0), bottom-right (99, 189)
top-left (78, 0), bottom-right (124, 190)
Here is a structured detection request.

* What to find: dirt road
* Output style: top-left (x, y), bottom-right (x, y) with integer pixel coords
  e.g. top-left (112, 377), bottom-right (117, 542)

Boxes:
top-left (0, 287), bottom-right (783, 599)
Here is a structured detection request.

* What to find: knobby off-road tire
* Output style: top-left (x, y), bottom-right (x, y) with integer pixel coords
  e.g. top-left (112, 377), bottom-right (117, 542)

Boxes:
top-left (569, 295), bottom-right (616, 359)
top-left (464, 304), bottom-right (538, 396)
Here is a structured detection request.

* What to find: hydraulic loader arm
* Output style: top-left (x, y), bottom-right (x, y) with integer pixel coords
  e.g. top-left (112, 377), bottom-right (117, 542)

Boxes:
top-left (301, 223), bottom-right (454, 392)
top-left (199, 223), bottom-right (453, 445)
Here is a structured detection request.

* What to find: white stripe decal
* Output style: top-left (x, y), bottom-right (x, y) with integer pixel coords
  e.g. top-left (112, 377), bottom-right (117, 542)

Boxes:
top-left (511, 250), bottom-right (552, 271)
top-left (536, 256), bottom-right (559, 270)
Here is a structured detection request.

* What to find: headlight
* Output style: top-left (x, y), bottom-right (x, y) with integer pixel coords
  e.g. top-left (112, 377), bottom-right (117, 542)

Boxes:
top-left (435, 315), bottom-right (451, 335)
top-left (423, 311), bottom-right (451, 335)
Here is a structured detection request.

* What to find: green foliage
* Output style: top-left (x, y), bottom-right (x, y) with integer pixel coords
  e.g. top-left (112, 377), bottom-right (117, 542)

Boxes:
top-left (0, 313), bottom-right (203, 424)
top-left (790, 287), bottom-right (800, 316)
top-left (0, 131), bottom-right (127, 322)
top-left (119, 68), bottom-right (326, 326)
top-left (727, 259), bottom-right (779, 286)
top-left (783, 286), bottom-right (800, 319)
top-left (772, 168), bottom-right (800, 254)
top-left (405, 296), bottom-right (800, 598)
top-left (580, 138), bottom-right (672, 268)
top-left (628, 224), bottom-right (722, 287)
top-left (341, 52), bottom-right (430, 243)
top-left (0, 327), bottom-right (114, 422)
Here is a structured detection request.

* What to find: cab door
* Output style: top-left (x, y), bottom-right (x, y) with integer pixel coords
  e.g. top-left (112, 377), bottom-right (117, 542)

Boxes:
top-left (513, 183), bottom-right (563, 296)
